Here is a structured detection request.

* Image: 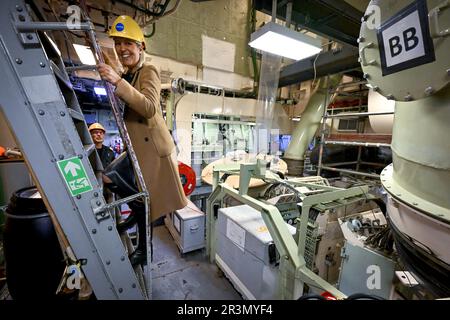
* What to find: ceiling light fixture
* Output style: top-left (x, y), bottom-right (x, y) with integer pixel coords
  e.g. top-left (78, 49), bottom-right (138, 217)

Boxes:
top-left (249, 22), bottom-right (322, 61)
top-left (73, 44), bottom-right (97, 65)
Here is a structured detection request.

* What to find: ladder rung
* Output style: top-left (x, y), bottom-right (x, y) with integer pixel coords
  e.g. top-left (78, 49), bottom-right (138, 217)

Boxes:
top-left (15, 21), bottom-right (92, 32)
top-left (84, 144), bottom-right (95, 156)
top-left (94, 192), bottom-right (148, 215)
top-left (66, 65), bottom-right (96, 72)
top-left (68, 108), bottom-right (85, 121)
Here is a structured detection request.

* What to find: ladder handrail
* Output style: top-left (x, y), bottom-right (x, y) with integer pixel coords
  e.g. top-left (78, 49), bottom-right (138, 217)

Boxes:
top-left (79, 4), bottom-right (151, 298)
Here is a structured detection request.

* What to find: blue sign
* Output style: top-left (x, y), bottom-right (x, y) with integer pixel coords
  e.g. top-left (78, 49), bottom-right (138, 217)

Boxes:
top-left (115, 23), bottom-right (124, 32)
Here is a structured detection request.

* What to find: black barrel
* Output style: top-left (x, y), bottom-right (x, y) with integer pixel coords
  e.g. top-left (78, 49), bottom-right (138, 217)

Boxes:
top-left (3, 187), bottom-right (65, 300)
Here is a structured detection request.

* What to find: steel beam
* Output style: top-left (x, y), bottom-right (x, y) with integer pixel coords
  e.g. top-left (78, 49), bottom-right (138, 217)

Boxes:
top-left (279, 46), bottom-right (360, 87)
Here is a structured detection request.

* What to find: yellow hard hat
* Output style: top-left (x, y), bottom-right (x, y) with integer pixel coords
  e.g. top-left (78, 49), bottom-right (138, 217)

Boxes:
top-left (109, 15), bottom-right (144, 44)
top-left (88, 123), bottom-right (106, 133)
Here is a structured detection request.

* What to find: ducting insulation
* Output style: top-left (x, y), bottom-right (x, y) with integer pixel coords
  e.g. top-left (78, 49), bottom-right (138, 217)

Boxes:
top-left (381, 89), bottom-right (450, 296)
top-left (367, 89), bottom-right (395, 134)
top-left (359, 0), bottom-right (450, 297)
top-left (283, 75), bottom-right (342, 175)
top-left (255, 52), bottom-right (282, 156)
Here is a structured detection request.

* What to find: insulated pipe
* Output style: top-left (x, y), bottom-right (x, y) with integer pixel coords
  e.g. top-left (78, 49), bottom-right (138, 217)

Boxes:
top-left (358, 0), bottom-right (450, 295)
top-left (283, 75), bottom-right (342, 175)
top-left (388, 87), bottom-right (450, 212)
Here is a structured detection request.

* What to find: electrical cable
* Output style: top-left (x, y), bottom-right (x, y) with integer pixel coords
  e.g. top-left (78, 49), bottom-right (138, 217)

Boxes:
top-left (312, 50), bottom-right (320, 87)
top-left (297, 293), bottom-right (326, 300)
top-left (346, 293), bottom-right (385, 300)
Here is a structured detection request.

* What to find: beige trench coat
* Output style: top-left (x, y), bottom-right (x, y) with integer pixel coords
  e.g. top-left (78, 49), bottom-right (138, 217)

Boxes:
top-left (114, 59), bottom-right (187, 221)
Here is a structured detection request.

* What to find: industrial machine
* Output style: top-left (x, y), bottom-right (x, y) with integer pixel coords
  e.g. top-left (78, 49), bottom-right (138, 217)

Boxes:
top-left (359, 0), bottom-right (450, 298)
top-left (206, 159), bottom-right (386, 299)
top-left (206, 0), bottom-right (449, 301)
top-left (215, 204), bottom-right (296, 299)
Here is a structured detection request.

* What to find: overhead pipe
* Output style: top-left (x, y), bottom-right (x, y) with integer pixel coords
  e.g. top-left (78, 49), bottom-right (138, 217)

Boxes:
top-left (283, 74), bottom-right (342, 175)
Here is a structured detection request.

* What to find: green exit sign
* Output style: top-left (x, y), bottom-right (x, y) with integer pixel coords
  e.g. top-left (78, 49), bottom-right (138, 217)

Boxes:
top-left (57, 157), bottom-right (93, 196)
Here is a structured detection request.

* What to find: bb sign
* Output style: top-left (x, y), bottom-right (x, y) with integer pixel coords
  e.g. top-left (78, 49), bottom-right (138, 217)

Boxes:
top-left (377, 0), bottom-right (435, 76)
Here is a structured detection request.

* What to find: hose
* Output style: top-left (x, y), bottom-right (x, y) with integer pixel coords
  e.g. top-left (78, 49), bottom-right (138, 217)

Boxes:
top-left (346, 293), bottom-right (385, 300)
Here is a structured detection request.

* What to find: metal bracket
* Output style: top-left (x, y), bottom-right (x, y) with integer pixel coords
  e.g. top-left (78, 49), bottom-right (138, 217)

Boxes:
top-left (11, 8), bottom-right (39, 46)
top-left (90, 197), bottom-right (110, 221)
top-left (359, 42), bottom-right (376, 66)
top-left (429, 0), bottom-right (450, 38)
top-left (92, 191), bottom-right (147, 216)
top-left (395, 271), bottom-right (419, 287)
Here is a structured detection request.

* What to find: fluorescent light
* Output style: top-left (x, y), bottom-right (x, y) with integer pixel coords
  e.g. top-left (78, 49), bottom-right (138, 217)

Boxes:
top-left (292, 117), bottom-right (301, 121)
top-left (73, 44), bottom-right (97, 65)
top-left (249, 22), bottom-right (322, 60)
top-left (94, 87), bottom-right (107, 96)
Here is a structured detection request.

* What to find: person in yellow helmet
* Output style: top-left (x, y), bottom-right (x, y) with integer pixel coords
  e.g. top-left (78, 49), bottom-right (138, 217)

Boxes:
top-left (88, 123), bottom-right (115, 169)
top-left (97, 16), bottom-right (187, 266)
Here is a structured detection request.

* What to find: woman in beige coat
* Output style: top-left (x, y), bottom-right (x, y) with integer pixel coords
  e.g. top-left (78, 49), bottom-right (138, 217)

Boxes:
top-left (97, 15), bottom-right (187, 265)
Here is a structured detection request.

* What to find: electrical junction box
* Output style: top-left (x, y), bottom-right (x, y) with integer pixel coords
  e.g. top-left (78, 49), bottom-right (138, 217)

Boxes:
top-left (338, 241), bottom-right (395, 299)
top-left (337, 211), bottom-right (395, 299)
top-left (215, 205), bottom-right (296, 300)
top-left (165, 200), bottom-right (205, 254)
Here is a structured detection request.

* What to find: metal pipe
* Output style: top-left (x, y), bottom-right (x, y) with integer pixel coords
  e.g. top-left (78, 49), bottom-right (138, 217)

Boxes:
top-left (183, 79), bottom-right (253, 97)
top-left (15, 21), bottom-right (92, 31)
top-left (272, 0), bottom-right (277, 22)
top-left (356, 146), bottom-right (362, 171)
top-left (324, 140), bottom-right (390, 147)
top-left (316, 89), bottom-right (329, 177)
top-left (359, 161), bottom-right (387, 167)
top-left (321, 166), bottom-right (380, 179)
top-left (93, 192), bottom-right (147, 214)
top-left (329, 80), bottom-right (368, 90)
top-left (335, 92), bottom-right (367, 98)
top-left (166, 91), bottom-right (175, 131)
top-left (324, 111), bottom-right (394, 118)
top-left (285, 1), bottom-right (292, 27)
top-left (322, 161), bottom-right (358, 167)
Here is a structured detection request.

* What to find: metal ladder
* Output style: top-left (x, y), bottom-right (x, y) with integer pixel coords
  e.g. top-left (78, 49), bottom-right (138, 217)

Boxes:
top-left (0, 0), bottom-right (150, 299)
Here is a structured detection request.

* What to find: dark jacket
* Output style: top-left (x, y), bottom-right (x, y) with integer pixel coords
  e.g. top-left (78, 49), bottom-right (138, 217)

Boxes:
top-left (97, 145), bottom-right (115, 169)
